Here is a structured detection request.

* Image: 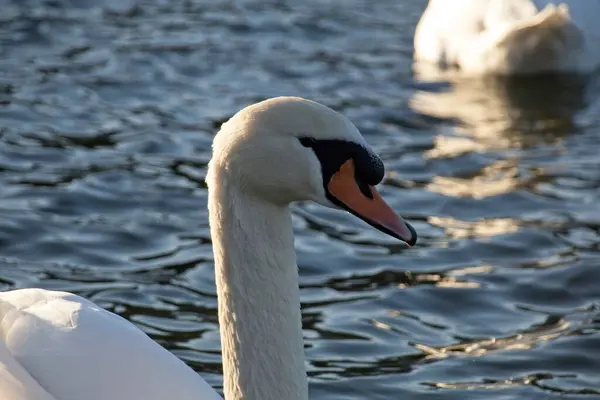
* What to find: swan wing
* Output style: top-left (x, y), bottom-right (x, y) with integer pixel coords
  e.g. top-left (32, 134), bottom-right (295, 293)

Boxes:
top-left (0, 289), bottom-right (222, 400)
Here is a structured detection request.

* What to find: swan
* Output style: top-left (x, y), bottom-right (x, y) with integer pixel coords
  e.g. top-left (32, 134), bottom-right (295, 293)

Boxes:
top-left (413, 0), bottom-right (600, 77)
top-left (0, 97), bottom-right (417, 400)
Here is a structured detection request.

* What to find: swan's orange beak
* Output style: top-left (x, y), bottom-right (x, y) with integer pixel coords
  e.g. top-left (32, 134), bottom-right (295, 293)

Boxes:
top-left (327, 160), bottom-right (417, 246)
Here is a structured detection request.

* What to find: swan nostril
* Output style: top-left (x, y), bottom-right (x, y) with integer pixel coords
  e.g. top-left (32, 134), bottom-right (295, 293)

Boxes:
top-left (355, 174), bottom-right (374, 199)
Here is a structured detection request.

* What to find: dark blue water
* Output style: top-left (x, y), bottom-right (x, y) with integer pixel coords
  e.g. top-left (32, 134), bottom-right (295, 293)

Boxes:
top-left (2, 0), bottom-right (600, 398)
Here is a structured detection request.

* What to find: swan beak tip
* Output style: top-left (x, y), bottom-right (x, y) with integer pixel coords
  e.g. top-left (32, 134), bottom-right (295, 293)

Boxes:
top-left (397, 221), bottom-right (418, 247)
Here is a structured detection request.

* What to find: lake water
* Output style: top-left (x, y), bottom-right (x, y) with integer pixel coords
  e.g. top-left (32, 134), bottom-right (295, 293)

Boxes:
top-left (1, 0), bottom-right (600, 398)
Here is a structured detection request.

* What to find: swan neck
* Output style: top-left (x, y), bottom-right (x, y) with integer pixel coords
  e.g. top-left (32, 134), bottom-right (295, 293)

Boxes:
top-left (208, 181), bottom-right (308, 400)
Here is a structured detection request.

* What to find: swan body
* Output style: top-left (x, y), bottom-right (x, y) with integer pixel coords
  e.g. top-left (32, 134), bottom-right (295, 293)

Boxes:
top-left (414, 0), bottom-right (600, 77)
top-left (0, 289), bottom-right (220, 400)
top-left (0, 97), bottom-right (417, 400)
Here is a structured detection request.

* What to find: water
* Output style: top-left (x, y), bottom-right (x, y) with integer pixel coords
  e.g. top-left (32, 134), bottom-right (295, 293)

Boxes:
top-left (1, 0), bottom-right (600, 398)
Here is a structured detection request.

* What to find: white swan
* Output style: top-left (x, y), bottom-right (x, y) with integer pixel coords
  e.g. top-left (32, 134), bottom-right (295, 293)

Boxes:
top-left (0, 97), bottom-right (417, 400)
top-left (414, 0), bottom-right (600, 77)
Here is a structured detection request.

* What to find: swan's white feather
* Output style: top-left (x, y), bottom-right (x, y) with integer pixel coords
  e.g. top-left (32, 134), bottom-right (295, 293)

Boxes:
top-left (0, 288), bottom-right (222, 400)
top-left (414, 0), bottom-right (600, 77)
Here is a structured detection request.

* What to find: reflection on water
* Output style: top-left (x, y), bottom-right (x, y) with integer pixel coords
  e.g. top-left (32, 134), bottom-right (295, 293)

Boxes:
top-left (428, 159), bottom-right (523, 198)
top-left (2, 0), bottom-right (600, 399)
top-left (411, 73), bottom-right (595, 249)
top-left (404, 71), bottom-right (600, 395)
top-left (429, 216), bottom-right (519, 240)
top-left (420, 304), bottom-right (600, 396)
top-left (412, 74), bottom-right (590, 153)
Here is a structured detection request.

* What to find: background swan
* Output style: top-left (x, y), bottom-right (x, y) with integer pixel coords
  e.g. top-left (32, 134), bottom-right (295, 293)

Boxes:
top-left (0, 97), bottom-right (417, 400)
top-left (414, 0), bottom-right (600, 77)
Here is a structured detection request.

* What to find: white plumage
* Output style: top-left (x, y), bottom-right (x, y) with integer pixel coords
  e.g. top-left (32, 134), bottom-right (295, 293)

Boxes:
top-left (0, 289), bottom-right (221, 400)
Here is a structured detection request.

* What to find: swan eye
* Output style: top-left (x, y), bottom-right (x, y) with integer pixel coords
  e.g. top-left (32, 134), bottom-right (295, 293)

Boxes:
top-left (298, 137), bottom-right (316, 147)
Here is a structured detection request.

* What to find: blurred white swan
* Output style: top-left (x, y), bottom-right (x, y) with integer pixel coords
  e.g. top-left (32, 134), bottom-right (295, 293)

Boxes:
top-left (414, 0), bottom-right (600, 77)
top-left (0, 97), bottom-right (416, 400)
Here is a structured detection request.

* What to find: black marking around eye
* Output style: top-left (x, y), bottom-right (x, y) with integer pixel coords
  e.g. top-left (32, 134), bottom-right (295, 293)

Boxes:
top-left (298, 137), bottom-right (385, 192)
top-left (299, 137), bottom-right (416, 245)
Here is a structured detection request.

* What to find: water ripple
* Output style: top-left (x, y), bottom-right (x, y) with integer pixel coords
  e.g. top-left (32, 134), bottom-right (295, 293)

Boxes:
top-left (1, 0), bottom-right (600, 398)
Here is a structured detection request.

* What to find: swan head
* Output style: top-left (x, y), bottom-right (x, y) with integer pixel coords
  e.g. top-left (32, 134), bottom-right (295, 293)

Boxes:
top-left (208, 96), bottom-right (417, 246)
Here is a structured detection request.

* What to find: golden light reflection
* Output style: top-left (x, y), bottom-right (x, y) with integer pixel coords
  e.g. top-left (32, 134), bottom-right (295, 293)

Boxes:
top-left (435, 280), bottom-right (480, 288)
top-left (446, 265), bottom-right (494, 276)
top-left (414, 318), bottom-right (571, 361)
top-left (399, 273), bottom-right (479, 289)
top-left (410, 74), bottom-right (585, 153)
top-left (428, 216), bottom-right (519, 239)
top-left (372, 320), bottom-right (392, 330)
top-left (426, 159), bottom-right (522, 198)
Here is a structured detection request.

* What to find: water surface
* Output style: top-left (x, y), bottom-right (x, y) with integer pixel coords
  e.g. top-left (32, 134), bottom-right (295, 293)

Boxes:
top-left (1, 0), bottom-right (600, 398)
